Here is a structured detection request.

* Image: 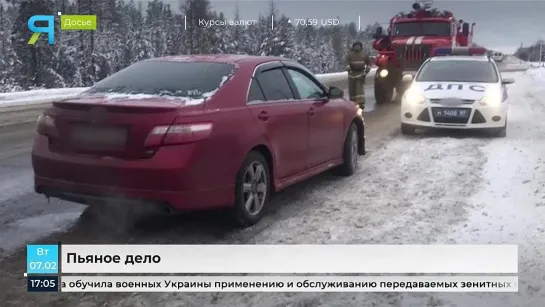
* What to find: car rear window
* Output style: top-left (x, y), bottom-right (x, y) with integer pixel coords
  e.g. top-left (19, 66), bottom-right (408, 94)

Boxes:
top-left (84, 61), bottom-right (236, 100)
top-left (416, 60), bottom-right (499, 83)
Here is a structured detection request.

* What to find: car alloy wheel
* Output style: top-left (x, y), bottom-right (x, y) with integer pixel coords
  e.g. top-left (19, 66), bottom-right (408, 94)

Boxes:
top-left (231, 151), bottom-right (270, 227)
top-left (242, 161), bottom-right (268, 215)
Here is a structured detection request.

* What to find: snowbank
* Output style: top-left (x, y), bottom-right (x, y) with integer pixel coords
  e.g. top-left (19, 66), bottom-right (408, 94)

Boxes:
top-left (0, 87), bottom-right (88, 107)
top-left (0, 71), bottom-right (368, 108)
top-left (527, 66), bottom-right (545, 81)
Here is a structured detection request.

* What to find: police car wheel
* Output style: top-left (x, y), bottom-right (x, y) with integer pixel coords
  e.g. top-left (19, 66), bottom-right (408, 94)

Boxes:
top-left (337, 123), bottom-right (359, 176)
top-left (401, 123), bottom-right (416, 135)
top-left (490, 127), bottom-right (507, 138)
top-left (230, 151), bottom-right (270, 227)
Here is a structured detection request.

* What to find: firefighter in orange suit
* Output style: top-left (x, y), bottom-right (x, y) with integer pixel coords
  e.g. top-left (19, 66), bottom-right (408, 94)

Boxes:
top-left (345, 41), bottom-right (372, 109)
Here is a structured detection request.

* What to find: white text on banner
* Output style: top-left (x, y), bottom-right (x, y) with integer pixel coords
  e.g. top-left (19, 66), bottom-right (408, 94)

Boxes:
top-left (61, 244), bottom-right (518, 274)
top-left (60, 275), bottom-right (518, 292)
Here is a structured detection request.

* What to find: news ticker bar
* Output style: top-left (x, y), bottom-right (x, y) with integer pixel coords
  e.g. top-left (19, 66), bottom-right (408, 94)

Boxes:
top-left (27, 244), bottom-right (518, 274)
top-left (28, 275), bottom-right (518, 293)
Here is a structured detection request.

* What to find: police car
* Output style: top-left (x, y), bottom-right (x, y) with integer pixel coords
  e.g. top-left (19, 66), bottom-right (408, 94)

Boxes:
top-left (400, 47), bottom-right (514, 137)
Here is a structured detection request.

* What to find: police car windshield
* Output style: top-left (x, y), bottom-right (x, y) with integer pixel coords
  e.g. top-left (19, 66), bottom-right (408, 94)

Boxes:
top-left (393, 22), bottom-right (450, 36)
top-left (416, 60), bottom-right (499, 83)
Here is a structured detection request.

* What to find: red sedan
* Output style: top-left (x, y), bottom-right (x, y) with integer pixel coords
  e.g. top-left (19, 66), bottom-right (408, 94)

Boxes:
top-left (32, 55), bottom-right (366, 226)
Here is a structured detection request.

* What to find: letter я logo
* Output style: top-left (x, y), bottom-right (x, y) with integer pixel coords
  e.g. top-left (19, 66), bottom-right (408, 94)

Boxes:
top-left (27, 15), bottom-right (55, 45)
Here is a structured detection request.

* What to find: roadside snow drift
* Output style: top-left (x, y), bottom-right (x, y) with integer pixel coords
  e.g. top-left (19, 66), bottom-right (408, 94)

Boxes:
top-left (0, 88), bottom-right (88, 107)
top-left (0, 71), bottom-right (365, 108)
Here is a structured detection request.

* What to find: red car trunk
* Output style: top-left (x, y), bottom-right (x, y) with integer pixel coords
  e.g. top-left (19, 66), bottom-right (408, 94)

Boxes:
top-left (46, 96), bottom-right (202, 160)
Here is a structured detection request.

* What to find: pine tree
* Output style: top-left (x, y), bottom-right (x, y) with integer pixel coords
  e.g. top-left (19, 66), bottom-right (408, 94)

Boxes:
top-left (181, 0), bottom-right (214, 54)
top-left (11, 0), bottom-right (58, 89)
top-left (0, 0), bottom-right (386, 90)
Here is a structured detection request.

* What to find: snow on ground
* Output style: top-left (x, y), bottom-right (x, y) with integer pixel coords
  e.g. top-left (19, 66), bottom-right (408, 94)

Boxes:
top-left (0, 63), bottom-right (529, 108)
top-left (69, 69), bottom-right (544, 307)
top-left (394, 68), bottom-right (545, 307)
top-left (0, 87), bottom-right (88, 107)
top-left (1, 66), bottom-right (543, 307)
top-left (0, 72), bottom-right (371, 108)
top-left (527, 66), bottom-right (545, 79)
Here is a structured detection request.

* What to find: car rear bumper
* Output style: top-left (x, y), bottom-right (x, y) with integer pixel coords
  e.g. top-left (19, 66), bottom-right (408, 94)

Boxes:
top-left (400, 103), bottom-right (507, 129)
top-left (32, 135), bottom-right (234, 211)
top-left (34, 175), bottom-right (233, 211)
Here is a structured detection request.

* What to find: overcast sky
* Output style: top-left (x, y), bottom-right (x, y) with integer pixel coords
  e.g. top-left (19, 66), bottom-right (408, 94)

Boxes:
top-left (3, 0), bottom-right (541, 53)
top-left (147, 0), bottom-right (544, 53)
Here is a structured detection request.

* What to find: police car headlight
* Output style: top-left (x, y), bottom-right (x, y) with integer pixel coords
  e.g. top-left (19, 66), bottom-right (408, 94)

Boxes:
top-left (479, 91), bottom-right (501, 106)
top-left (379, 69), bottom-right (388, 78)
top-left (404, 87), bottom-right (425, 105)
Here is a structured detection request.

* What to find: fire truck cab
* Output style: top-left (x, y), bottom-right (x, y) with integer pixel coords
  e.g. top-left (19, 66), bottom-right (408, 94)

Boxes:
top-left (372, 0), bottom-right (478, 104)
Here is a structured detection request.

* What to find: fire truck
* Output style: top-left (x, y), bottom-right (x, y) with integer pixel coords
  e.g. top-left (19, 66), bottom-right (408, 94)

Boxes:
top-left (371, 0), bottom-right (481, 103)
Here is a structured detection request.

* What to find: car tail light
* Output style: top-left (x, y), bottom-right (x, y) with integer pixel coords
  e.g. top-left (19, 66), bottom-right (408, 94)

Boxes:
top-left (36, 114), bottom-right (58, 137)
top-left (144, 123), bottom-right (213, 147)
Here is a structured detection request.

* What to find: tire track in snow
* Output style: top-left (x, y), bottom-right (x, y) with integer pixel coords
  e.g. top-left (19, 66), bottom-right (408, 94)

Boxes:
top-left (393, 71), bottom-right (545, 307)
top-left (0, 84), bottom-right (378, 260)
top-left (405, 71), bottom-right (545, 307)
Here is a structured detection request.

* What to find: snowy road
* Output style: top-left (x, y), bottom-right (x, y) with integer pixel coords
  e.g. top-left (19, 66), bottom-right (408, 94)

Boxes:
top-left (1, 70), bottom-right (545, 306)
top-left (0, 84), bottom-right (377, 258)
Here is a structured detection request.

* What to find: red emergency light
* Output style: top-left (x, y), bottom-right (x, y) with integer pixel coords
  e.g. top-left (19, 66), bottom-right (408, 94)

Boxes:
top-left (432, 46), bottom-right (488, 57)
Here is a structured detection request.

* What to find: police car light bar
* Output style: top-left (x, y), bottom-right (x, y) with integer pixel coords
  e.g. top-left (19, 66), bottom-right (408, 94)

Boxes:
top-left (432, 47), bottom-right (488, 56)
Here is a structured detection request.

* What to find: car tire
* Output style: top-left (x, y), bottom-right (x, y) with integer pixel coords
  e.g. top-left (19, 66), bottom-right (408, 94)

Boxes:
top-left (375, 72), bottom-right (394, 104)
top-left (230, 151), bottom-right (270, 227)
top-left (490, 126), bottom-right (507, 137)
top-left (337, 123), bottom-right (359, 176)
top-left (490, 118), bottom-right (507, 137)
top-left (401, 123), bottom-right (416, 135)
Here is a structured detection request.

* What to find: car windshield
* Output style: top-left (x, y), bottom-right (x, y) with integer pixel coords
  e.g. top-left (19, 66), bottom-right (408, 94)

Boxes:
top-left (84, 61), bottom-right (236, 99)
top-left (416, 60), bottom-right (499, 83)
top-left (393, 22), bottom-right (451, 36)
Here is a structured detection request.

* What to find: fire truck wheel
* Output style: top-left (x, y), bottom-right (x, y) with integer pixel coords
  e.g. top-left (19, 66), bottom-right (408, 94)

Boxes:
top-left (374, 77), bottom-right (394, 104)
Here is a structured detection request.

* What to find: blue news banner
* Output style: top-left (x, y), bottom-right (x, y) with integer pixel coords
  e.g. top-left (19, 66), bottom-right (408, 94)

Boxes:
top-left (26, 244), bottom-right (60, 292)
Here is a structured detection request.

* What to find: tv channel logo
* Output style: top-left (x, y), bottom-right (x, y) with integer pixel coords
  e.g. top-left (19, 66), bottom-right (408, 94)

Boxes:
top-left (28, 14), bottom-right (97, 45)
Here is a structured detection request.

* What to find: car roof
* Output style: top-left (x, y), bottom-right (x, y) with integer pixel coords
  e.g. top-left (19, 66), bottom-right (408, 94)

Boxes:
top-left (146, 54), bottom-right (287, 66)
top-left (429, 55), bottom-right (491, 62)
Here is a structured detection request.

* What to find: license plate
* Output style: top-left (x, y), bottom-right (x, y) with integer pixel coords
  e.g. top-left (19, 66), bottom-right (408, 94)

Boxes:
top-left (71, 125), bottom-right (127, 149)
top-left (433, 108), bottom-right (469, 118)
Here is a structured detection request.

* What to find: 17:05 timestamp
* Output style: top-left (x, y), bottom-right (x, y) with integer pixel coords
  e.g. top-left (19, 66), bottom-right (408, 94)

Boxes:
top-left (27, 276), bottom-right (59, 292)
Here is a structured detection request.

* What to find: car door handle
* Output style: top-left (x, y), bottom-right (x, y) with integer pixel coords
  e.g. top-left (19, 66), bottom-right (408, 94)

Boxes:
top-left (257, 111), bottom-right (269, 121)
top-left (308, 107), bottom-right (316, 116)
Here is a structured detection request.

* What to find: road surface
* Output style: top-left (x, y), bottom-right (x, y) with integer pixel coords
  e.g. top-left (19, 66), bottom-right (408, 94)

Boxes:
top-left (1, 73), bottom-right (545, 306)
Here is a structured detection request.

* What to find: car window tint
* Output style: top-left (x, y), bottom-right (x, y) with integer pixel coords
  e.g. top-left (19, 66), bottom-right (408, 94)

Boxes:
top-left (416, 60), bottom-right (499, 83)
top-left (248, 79), bottom-right (265, 102)
top-left (286, 69), bottom-right (325, 99)
top-left (85, 61), bottom-right (235, 99)
top-left (256, 68), bottom-right (294, 101)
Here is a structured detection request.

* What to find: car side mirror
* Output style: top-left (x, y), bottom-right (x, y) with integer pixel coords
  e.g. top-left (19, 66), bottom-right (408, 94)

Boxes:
top-left (328, 87), bottom-right (344, 99)
top-left (402, 74), bottom-right (414, 82)
top-left (502, 78), bottom-right (514, 85)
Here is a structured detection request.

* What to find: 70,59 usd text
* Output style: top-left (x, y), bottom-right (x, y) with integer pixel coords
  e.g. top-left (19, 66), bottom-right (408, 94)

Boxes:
top-left (291, 19), bottom-right (340, 26)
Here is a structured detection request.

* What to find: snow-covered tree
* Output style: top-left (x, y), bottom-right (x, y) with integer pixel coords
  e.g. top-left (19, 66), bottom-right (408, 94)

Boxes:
top-left (0, 0), bottom-right (385, 91)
